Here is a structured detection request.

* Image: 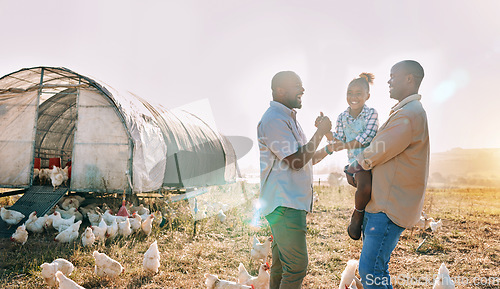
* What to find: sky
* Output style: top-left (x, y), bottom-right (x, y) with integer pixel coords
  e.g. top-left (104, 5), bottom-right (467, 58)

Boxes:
top-left (1, 0), bottom-right (499, 174)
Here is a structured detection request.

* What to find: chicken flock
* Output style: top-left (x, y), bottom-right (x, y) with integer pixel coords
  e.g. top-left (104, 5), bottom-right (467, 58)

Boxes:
top-left (2, 198), bottom-right (454, 288)
top-left (1, 195), bottom-right (162, 288)
top-left (33, 165), bottom-right (70, 191)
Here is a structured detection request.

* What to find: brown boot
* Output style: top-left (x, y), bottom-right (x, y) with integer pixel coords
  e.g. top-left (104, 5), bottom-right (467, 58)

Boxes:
top-left (347, 209), bottom-right (364, 240)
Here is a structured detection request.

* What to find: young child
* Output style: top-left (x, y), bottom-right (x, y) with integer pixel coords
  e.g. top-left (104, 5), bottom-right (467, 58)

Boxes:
top-left (327, 73), bottom-right (378, 240)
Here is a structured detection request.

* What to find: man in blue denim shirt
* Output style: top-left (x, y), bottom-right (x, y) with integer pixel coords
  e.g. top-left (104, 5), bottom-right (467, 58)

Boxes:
top-left (258, 71), bottom-right (332, 288)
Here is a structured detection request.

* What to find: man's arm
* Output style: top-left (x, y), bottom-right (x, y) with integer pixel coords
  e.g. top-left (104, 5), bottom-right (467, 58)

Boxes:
top-left (283, 117), bottom-right (331, 170)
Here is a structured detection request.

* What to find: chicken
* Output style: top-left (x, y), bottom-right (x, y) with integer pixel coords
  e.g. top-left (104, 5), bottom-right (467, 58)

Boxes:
top-left (92, 219), bottom-right (107, 242)
top-left (339, 260), bottom-right (362, 289)
top-left (103, 209), bottom-right (127, 225)
top-left (131, 204), bottom-right (149, 216)
top-left (80, 203), bottom-right (100, 218)
top-left (52, 212), bottom-right (76, 232)
top-left (40, 258), bottom-right (74, 287)
top-left (430, 219), bottom-right (443, 232)
top-left (425, 217), bottom-right (435, 230)
top-left (11, 224), bottom-right (28, 245)
top-left (55, 220), bottom-right (81, 243)
top-left (50, 166), bottom-right (65, 191)
top-left (1, 206), bottom-right (25, 225)
top-left (238, 263), bottom-right (270, 289)
top-left (251, 235), bottom-right (273, 262)
top-left (82, 227), bottom-right (96, 247)
top-left (217, 210), bottom-right (226, 223)
top-left (433, 263), bottom-right (455, 289)
top-left (117, 217), bottom-right (132, 237)
top-left (141, 214), bottom-right (154, 236)
top-left (205, 274), bottom-right (253, 289)
top-left (143, 240), bottom-right (161, 274)
top-left (68, 207), bottom-right (83, 222)
top-left (87, 210), bottom-right (102, 227)
top-left (153, 211), bottom-right (163, 226)
top-left (60, 196), bottom-right (80, 211)
top-left (33, 168), bottom-right (39, 180)
top-left (414, 215), bottom-right (426, 230)
top-left (39, 168), bottom-right (50, 185)
top-left (129, 213), bottom-right (142, 233)
top-left (93, 251), bottom-right (124, 278)
top-left (25, 211), bottom-right (45, 233)
top-left (61, 166), bottom-right (70, 186)
top-left (102, 209), bottom-right (115, 225)
top-left (55, 206), bottom-right (83, 222)
top-left (55, 271), bottom-right (86, 289)
top-left (106, 218), bottom-right (118, 239)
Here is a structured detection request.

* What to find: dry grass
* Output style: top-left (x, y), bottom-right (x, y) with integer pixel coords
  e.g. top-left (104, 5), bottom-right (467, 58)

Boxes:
top-left (0, 185), bottom-right (499, 288)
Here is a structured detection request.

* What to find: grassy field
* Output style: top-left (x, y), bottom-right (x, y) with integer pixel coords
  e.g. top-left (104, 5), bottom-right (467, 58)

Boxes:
top-left (0, 185), bottom-right (499, 288)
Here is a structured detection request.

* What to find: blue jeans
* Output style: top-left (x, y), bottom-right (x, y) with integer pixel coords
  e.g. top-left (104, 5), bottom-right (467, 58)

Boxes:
top-left (359, 212), bottom-right (405, 289)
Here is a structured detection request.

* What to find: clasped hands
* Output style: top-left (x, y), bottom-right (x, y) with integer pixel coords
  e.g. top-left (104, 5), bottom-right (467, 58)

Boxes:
top-left (314, 112), bottom-right (332, 135)
top-left (314, 112), bottom-right (342, 151)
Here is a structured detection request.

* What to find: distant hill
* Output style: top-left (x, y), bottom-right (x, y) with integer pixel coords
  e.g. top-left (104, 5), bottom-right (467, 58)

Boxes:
top-left (429, 148), bottom-right (500, 186)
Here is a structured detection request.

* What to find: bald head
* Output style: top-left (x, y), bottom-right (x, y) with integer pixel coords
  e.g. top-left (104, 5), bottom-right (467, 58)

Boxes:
top-left (271, 71), bottom-right (304, 109)
top-left (394, 60), bottom-right (424, 88)
top-left (272, 71), bottom-right (300, 90)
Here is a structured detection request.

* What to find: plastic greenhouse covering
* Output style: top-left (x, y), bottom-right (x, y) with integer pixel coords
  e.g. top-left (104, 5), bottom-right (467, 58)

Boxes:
top-left (0, 67), bottom-right (239, 194)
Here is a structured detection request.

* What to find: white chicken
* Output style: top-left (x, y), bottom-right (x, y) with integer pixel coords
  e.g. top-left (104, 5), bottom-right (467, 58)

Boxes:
top-left (55, 206), bottom-right (83, 222)
top-left (80, 203), bottom-right (100, 217)
top-left (1, 206), bottom-right (25, 225)
top-left (52, 213), bottom-right (76, 232)
top-left (217, 210), bottom-right (227, 223)
top-left (39, 168), bottom-right (49, 185)
top-left (55, 271), bottom-right (86, 289)
top-left (238, 263), bottom-right (270, 289)
top-left (103, 209), bottom-right (127, 225)
top-left (131, 204), bottom-right (149, 216)
top-left (61, 166), bottom-right (70, 186)
top-left (92, 219), bottom-right (108, 242)
top-left (205, 273), bottom-right (253, 289)
top-left (55, 220), bottom-right (81, 243)
top-left (106, 218), bottom-right (118, 239)
top-left (129, 213), bottom-right (142, 233)
top-left (11, 224), bottom-right (28, 245)
top-left (153, 211), bottom-right (163, 226)
top-left (87, 211), bottom-right (102, 227)
top-left (67, 208), bottom-right (83, 222)
top-left (50, 166), bottom-right (65, 191)
top-left (251, 235), bottom-right (273, 263)
top-left (117, 217), bottom-right (132, 237)
top-left (60, 197), bottom-right (80, 211)
top-left (425, 217), bottom-right (435, 230)
top-left (82, 227), bottom-right (96, 247)
top-left (143, 240), bottom-right (161, 274)
top-left (430, 219), bottom-right (443, 232)
top-left (25, 211), bottom-right (45, 233)
top-left (414, 215), bottom-right (426, 230)
top-left (339, 260), bottom-right (363, 289)
top-left (141, 214), bottom-right (154, 236)
top-left (433, 263), bottom-right (455, 289)
top-left (40, 258), bottom-right (74, 287)
top-left (93, 251), bottom-right (124, 278)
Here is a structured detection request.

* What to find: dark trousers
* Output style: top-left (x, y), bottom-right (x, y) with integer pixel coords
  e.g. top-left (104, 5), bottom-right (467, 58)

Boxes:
top-left (266, 207), bottom-right (308, 289)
